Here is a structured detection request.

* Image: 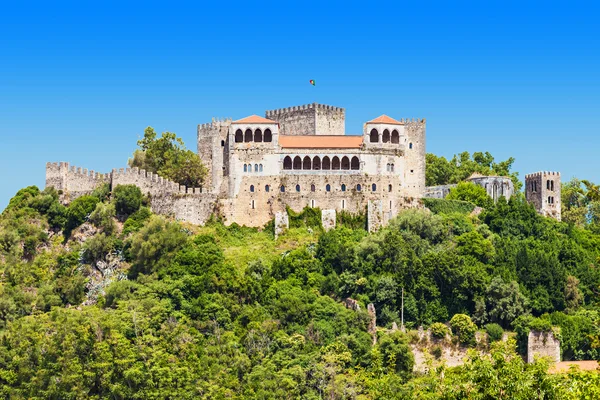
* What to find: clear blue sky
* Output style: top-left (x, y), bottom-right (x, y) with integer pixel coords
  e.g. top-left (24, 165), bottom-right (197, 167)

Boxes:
top-left (1, 1), bottom-right (599, 210)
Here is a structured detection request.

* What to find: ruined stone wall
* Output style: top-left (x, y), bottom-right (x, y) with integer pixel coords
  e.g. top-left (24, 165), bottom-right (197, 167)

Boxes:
top-left (423, 184), bottom-right (457, 199)
top-left (111, 167), bottom-right (183, 197)
top-left (467, 176), bottom-right (514, 202)
top-left (265, 103), bottom-right (345, 136)
top-left (321, 209), bottom-right (336, 231)
top-left (528, 330), bottom-right (560, 363)
top-left (45, 162), bottom-right (110, 199)
top-left (526, 171), bottom-right (561, 221)
top-left (150, 192), bottom-right (218, 226)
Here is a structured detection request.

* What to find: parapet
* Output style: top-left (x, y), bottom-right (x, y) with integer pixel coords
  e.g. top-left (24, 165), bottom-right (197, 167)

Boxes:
top-left (265, 103), bottom-right (345, 117)
top-left (198, 118), bottom-right (232, 130)
top-left (525, 171), bottom-right (561, 179)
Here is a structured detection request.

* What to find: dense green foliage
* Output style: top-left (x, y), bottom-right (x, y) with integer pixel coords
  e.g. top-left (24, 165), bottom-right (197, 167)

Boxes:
top-left (3, 173), bottom-right (600, 397)
top-left (447, 181), bottom-right (494, 208)
top-left (129, 127), bottom-right (207, 187)
top-left (426, 151), bottom-right (522, 191)
top-left (422, 198), bottom-right (476, 215)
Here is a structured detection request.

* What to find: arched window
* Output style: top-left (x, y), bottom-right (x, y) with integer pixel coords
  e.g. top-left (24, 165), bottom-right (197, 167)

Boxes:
top-left (243, 164), bottom-right (247, 172)
top-left (382, 129), bottom-right (390, 143)
top-left (259, 164), bottom-right (263, 172)
top-left (235, 129), bottom-right (243, 143)
top-left (370, 129), bottom-right (378, 143)
top-left (332, 156), bottom-right (340, 170)
top-left (283, 156), bottom-right (292, 170)
top-left (388, 184), bottom-right (392, 192)
top-left (341, 184), bottom-right (346, 192)
top-left (250, 185), bottom-right (255, 192)
top-left (303, 156), bottom-right (311, 170)
top-left (311, 200), bottom-right (315, 208)
top-left (293, 156), bottom-right (302, 170)
top-left (391, 130), bottom-right (399, 144)
top-left (265, 185), bottom-right (270, 192)
top-left (254, 164), bottom-right (258, 172)
top-left (254, 129), bottom-right (262, 143)
top-left (326, 184), bottom-right (331, 192)
top-left (356, 184), bottom-right (362, 192)
top-left (409, 142), bottom-right (413, 149)
top-left (391, 164), bottom-right (394, 172)
top-left (264, 129), bottom-right (272, 142)
top-left (341, 156), bottom-right (350, 170)
top-left (322, 156), bottom-right (331, 170)
top-left (248, 164), bottom-right (252, 173)
top-left (386, 163), bottom-right (390, 172)
top-left (313, 156), bottom-right (321, 170)
top-left (280, 185), bottom-right (285, 193)
top-left (351, 157), bottom-right (359, 170)
top-left (221, 140), bottom-right (225, 147)
top-left (372, 183), bottom-right (377, 191)
top-left (311, 184), bottom-right (316, 192)
top-left (245, 129), bottom-right (253, 142)
top-left (296, 184), bottom-right (301, 192)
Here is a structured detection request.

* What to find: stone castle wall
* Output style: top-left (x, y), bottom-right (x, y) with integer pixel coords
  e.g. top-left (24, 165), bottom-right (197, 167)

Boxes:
top-left (46, 162), bottom-right (110, 200)
top-left (528, 330), bottom-right (560, 363)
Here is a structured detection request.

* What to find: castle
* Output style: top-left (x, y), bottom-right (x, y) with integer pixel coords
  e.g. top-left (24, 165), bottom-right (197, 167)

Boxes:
top-left (45, 102), bottom-right (560, 231)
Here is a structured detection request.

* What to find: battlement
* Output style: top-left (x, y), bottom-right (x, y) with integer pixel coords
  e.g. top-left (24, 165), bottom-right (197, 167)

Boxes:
top-left (525, 171), bottom-right (561, 179)
top-left (198, 118), bottom-right (232, 130)
top-left (265, 103), bottom-right (345, 117)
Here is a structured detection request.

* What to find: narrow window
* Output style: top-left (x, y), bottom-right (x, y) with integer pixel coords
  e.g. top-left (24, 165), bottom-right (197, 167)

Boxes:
top-left (372, 183), bottom-right (377, 191)
top-left (341, 184), bottom-right (346, 192)
top-left (391, 130), bottom-right (399, 144)
top-left (221, 140), bottom-right (225, 147)
top-left (243, 165), bottom-right (247, 172)
top-left (254, 129), bottom-right (263, 143)
top-left (409, 143), bottom-right (413, 149)
top-left (311, 200), bottom-right (315, 208)
top-left (264, 129), bottom-right (272, 142)
top-left (382, 129), bottom-right (390, 143)
top-left (280, 185), bottom-right (285, 193)
top-left (252, 200), bottom-right (255, 209)
top-left (235, 129), bottom-right (243, 143)
top-left (356, 184), bottom-right (362, 192)
top-left (311, 184), bottom-right (316, 192)
top-left (388, 184), bottom-right (392, 192)
top-left (250, 185), bottom-right (255, 192)
top-left (265, 185), bottom-right (270, 192)
top-left (326, 184), bottom-right (331, 192)
top-left (351, 156), bottom-right (359, 170)
top-left (391, 164), bottom-right (394, 172)
top-left (296, 184), bottom-right (301, 192)
top-left (254, 164), bottom-right (258, 172)
top-left (245, 129), bottom-right (253, 142)
top-left (259, 164), bottom-right (263, 172)
top-left (283, 156), bottom-right (292, 170)
top-left (370, 129), bottom-right (378, 143)
top-left (390, 200), bottom-right (392, 209)
top-left (551, 181), bottom-right (554, 191)
top-left (342, 199), bottom-right (346, 209)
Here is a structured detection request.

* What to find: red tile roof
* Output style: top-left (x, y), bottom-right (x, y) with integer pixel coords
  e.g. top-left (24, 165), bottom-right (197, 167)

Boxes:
top-left (367, 115), bottom-right (403, 125)
top-left (279, 135), bottom-right (363, 149)
top-left (550, 361), bottom-right (599, 374)
top-left (232, 115), bottom-right (277, 124)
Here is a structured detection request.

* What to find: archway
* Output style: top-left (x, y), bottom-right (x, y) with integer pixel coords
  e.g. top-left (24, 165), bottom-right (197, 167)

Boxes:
top-left (322, 156), bottom-right (331, 170)
top-left (313, 156), bottom-right (321, 170)
top-left (235, 129), bottom-right (243, 143)
top-left (264, 129), bottom-right (272, 142)
top-left (370, 129), bottom-right (378, 143)
top-left (332, 156), bottom-right (340, 170)
top-left (283, 156), bottom-right (292, 170)
top-left (254, 129), bottom-right (262, 142)
top-left (391, 130), bottom-right (399, 144)
top-left (293, 156), bottom-right (302, 170)
top-left (303, 156), bottom-right (311, 170)
top-left (341, 156), bottom-right (350, 170)
top-left (351, 156), bottom-right (359, 170)
top-left (382, 129), bottom-right (390, 143)
top-left (244, 129), bottom-right (253, 142)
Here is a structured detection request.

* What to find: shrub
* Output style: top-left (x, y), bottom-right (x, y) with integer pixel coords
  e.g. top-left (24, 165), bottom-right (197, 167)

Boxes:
top-left (122, 206), bottom-right (152, 236)
top-left (450, 314), bottom-right (477, 346)
top-left (431, 345), bottom-right (443, 359)
top-left (113, 185), bottom-right (143, 220)
top-left (65, 195), bottom-right (100, 233)
top-left (485, 323), bottom-right (504, 343)
top-left (89, 202), bottom-right (116, 234)
top-left (422, 198), bottom-right (476, 215)
top-left (430, 322), bottom-right (450, 339)
top-left (377, 331), bottom-right (415, 375)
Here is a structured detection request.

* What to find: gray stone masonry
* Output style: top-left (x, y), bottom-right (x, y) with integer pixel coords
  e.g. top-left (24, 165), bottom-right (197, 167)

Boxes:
top-left (528, 330), bottom-right (560, 363)
top-left (274, 211), bottom-right (289, 238)
top-left (526, 171), bottom-right (561, 221)
top-left (321, 209), bottom-right (336, 231)
top-left (265, 103), bottom-right (345, 136)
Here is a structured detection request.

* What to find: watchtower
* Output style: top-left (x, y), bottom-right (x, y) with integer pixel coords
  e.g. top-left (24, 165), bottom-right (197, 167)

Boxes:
top-left (265, 103), bottom-right (345, 136)
top-left (525, 171), bottom-right (561, 221)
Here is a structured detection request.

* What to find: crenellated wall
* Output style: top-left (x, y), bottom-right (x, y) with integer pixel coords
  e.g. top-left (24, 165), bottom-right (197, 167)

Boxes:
top-left (45, 162), bottom-right (110, 200)
top-left (265, 103), bottom-right (345, 136)
top-left (526, 171), bottom-right (561, 221)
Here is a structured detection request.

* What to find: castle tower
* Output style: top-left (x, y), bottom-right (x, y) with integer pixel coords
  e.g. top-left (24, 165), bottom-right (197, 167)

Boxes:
top-left (197, 118), bottom-right (232, 195)
top-left (265, 103), bottom-right (345, 135)
top-left (525, 171), bottom-right (561, 221)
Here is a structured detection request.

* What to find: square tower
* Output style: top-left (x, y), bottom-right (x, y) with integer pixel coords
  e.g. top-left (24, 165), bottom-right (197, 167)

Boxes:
top-left (265, 103), bottom-right (345, 136)
top-left (525, 171), bottom-right (561, 221)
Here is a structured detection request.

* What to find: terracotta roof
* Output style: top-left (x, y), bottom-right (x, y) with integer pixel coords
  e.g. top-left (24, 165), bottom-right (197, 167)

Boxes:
top-left (367, 115), bottom-right (403, 125)
top-left (279, 135), bottom-right (363, 149)
top-left (232, 115), bottom-right (277, 124)
top-left (550, 361), bottom-right (599, 374)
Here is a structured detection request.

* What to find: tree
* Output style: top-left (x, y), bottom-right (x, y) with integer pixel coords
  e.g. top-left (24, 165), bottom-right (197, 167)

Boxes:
top-left (450, 313), bottom-right (477, 345)
top-left (112, 184), bottom-right (143, 220)
top-left (129, 127), bottom-right (207, 187)
top-left (447, 181), bottom-right (493, 208)
top-left (377, 331), bottom-right (414, 375)
top-left (475, 276), bottom-right (529, 328)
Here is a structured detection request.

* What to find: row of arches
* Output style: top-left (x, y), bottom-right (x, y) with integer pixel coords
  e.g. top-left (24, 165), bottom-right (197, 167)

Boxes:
top-left (283, 156), bottom-right (360, 171)
top-left (249, 183), bottom-right (393, 193)
top-left (235, 128), bottom-right (273, 143)
top-left (369, 128), bottom-right (400, 144)
top-left (243, 163), bottom-right (263, 173)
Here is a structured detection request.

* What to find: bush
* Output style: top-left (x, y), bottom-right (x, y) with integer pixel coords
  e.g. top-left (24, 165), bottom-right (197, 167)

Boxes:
top-left (422, 198), bottom-right (476, 215)
top-left (113, 185), bottom-right (143, 220)
top-left (431, 345), bottom-right (443, 359)
top-left (430, 322), bottom-right (450, 339)
top-left (485, 323), bottom-right (504, 343)
top-left (65, 195), bottom-right (100, 233)
top-left (377, 331), bottom-right (415, 375)
top-left (89, 202), bottom-right (116, 234)
top-left (122, 206), bottom-right (152, 236)
top-left (450, 314), bottom-right (477, 346)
